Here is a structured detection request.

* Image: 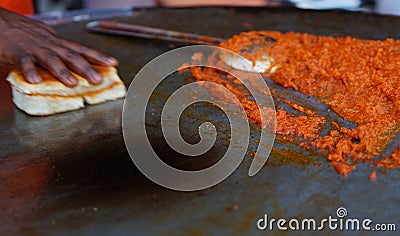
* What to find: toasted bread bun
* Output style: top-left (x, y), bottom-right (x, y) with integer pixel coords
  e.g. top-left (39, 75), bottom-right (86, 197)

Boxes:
top-left (6, 66), bottom-right (126, 116)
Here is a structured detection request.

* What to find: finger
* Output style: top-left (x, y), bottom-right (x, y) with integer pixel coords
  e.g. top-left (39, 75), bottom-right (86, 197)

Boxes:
top-left (35, 49), bottom-right (78, 87)
top-left (52, 47), bottom-right (103, 84)
top-left (1, 41), bottom-right (34, 65)
top-left (20, 56), bottom-right (41, 84)
top-left (61, 40), bottom-right (118, 66)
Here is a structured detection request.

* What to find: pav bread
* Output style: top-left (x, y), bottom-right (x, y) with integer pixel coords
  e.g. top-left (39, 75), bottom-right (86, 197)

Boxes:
top-left (6, 66), bottom-right (126, 116)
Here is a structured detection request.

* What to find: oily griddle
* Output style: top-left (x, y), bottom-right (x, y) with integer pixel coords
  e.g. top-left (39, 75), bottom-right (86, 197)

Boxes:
top-left (1, 7), bottom-right (400, 235)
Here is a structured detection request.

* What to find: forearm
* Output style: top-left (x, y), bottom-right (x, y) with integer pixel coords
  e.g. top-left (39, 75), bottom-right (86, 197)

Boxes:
top-left (0, 7), bottom-right (10, 26)
top-left (0, 7), bottom-right (20, 31)
top-left (0, 8), bottom-right (14, 66)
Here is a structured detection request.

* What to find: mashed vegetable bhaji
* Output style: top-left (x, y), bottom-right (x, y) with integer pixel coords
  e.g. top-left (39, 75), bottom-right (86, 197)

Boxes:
top-left (191, 31), bottom-right (400, 176)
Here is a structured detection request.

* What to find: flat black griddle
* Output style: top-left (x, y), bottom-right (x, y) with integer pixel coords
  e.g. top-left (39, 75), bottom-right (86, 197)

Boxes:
top-left (1, 7), bottom-right (400, 236)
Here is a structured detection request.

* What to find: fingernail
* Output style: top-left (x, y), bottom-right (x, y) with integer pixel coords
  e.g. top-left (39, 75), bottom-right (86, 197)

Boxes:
top-left (29, 74), bottom-right (42, 84)
top-left (91, 72), bottom-right (103, 84)
top-left (66, 76), bottom-right (78, 87)
top-left (106, 57), bottom-right (118, 65)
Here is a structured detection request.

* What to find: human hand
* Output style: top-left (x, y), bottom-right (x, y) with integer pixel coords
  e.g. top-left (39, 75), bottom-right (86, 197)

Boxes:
top-left (0, 8), bottom-right (118, 87)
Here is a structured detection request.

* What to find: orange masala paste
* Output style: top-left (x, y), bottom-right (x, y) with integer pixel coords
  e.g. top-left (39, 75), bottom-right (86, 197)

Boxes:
top-left (190, 31), bottom-right (400, 176)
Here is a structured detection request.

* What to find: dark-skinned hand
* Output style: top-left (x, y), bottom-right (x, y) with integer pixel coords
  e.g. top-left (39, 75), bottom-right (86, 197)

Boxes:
top-left (0, 7), bottom-right (118, 87)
